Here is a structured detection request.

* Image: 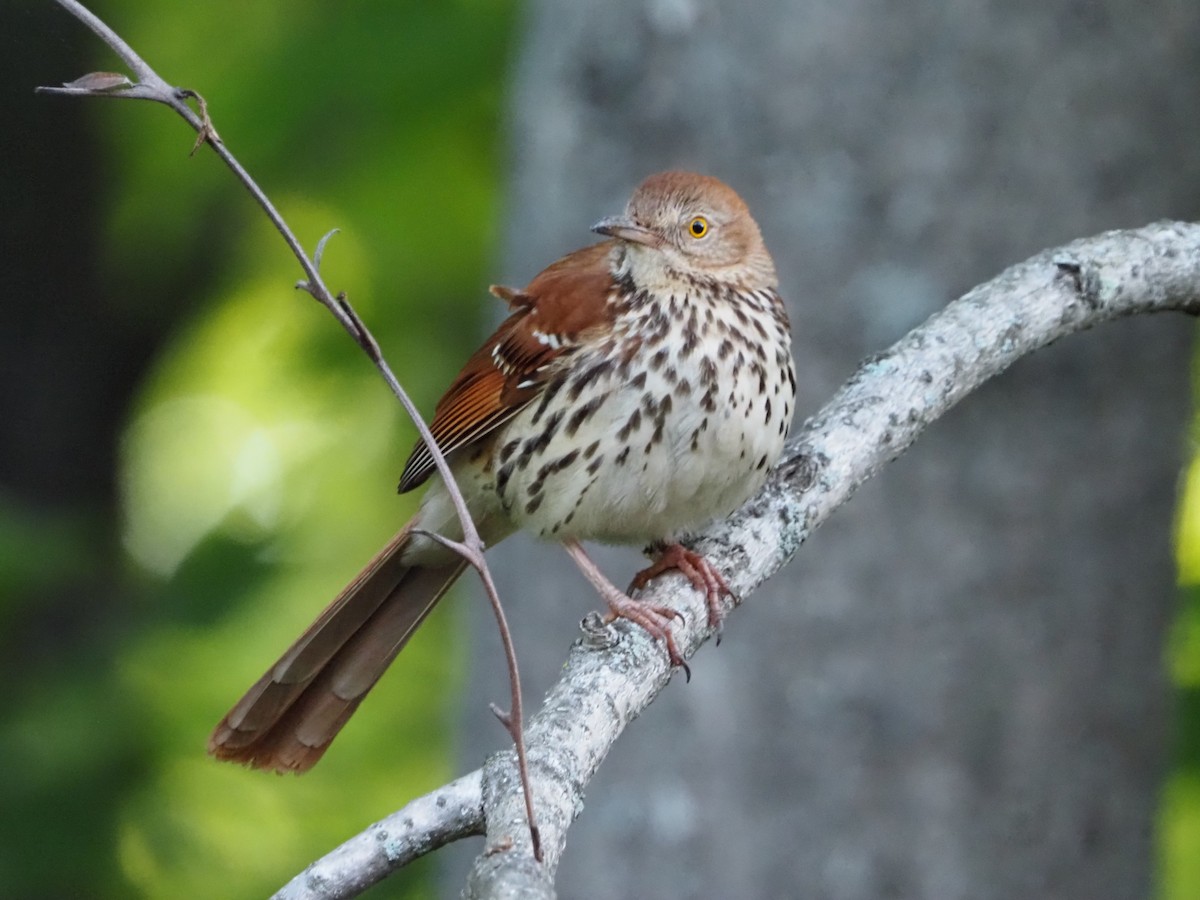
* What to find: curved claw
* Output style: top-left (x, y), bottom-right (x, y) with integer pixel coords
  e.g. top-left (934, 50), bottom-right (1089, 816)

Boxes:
top-left (633, 543), bottom-right (734, 630)
top-left (602, 596), bottom-right (689, 674)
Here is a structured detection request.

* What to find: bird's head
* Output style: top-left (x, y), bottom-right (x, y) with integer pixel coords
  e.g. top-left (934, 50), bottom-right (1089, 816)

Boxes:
top-left (592, 171), bottom-right (777, 293)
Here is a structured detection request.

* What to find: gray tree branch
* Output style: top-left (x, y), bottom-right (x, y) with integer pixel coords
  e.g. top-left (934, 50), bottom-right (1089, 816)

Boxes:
top-left (275, 772), bottom-right (484, 899)
top-left (273, 222), bottom-right (1200, 898)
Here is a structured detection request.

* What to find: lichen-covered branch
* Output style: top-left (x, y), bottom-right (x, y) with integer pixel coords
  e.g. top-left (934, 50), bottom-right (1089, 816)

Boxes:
top-left (273, 772), bottom-right (484, 899)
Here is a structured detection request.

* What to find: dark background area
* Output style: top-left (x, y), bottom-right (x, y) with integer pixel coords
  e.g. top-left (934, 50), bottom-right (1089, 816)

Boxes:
top-left (3, 2), bottom-right (1198, 898)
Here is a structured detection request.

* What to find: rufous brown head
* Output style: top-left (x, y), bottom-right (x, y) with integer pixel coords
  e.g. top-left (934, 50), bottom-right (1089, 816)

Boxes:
top-left (592, 171), bottom-right (777, 293)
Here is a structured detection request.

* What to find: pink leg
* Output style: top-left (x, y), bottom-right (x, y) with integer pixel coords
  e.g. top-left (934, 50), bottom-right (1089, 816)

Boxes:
top-left (562, 539), bottom-right (688, 673)
top-left (631, 542), bottom-right (734, 630)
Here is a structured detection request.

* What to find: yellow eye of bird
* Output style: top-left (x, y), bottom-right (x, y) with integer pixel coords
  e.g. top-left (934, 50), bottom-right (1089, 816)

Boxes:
top-left (688, 216), bottom-right (709, 238)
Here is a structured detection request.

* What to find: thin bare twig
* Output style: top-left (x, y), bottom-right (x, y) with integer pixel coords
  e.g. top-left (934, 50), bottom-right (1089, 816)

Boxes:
top-left (412, 527), bottom-right (540, 857)
top-left (40, 0), bottom-right (542, 861)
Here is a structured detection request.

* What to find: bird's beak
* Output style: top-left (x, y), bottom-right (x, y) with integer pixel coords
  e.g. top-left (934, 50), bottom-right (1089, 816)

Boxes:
top-left (591, 216), bottom-right (663, 248)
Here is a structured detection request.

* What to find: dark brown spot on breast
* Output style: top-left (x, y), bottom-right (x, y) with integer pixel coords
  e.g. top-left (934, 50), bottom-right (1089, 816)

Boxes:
top-left (527, 448), bottom-right (582, 498)
top-left (518, 408), bottom-right (564, 468)
top-left (565, 394), bottom-right (606, 437)
top-left (535, 449), bottom-right (580, 482)
top-left (498, 438), bottom-right (521, 464)
top-left (681, 318), bottom-right (699, 357)
top-left (616, 335), bottom-right (644, 378)
top-left (617, 408), bottom-right (642, 441)
top-left (531, 377), bottom-right (565, 426)
top-left (497, 461), bottom-right (515, 495)
top-left (568, 358), bottom-right (615, 401)
top-left (750, 361), bottom-right (767, 394)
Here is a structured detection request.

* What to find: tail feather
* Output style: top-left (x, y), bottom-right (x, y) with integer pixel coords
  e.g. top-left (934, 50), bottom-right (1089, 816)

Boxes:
top-left (209, 524), bottom-right (466, 772)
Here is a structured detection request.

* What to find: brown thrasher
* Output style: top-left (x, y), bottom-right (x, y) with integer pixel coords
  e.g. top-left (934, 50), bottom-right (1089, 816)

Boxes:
top-left (209, 171), bottom-right (796, 772)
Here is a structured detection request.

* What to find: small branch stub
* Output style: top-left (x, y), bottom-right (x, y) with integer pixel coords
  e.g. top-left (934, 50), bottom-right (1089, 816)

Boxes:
top-left (1053, 254), bottom-right (1101, 307)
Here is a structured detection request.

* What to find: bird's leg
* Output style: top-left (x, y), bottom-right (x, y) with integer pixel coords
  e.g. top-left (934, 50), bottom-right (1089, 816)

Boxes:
top-left (562, 539), bottom-right (688, 673)
top-left (633, 541), bottom-right (735, 631)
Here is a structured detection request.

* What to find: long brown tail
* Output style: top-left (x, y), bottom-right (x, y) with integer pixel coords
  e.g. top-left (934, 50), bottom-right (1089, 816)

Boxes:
top-left (208, 524), bottom-right (466, 773)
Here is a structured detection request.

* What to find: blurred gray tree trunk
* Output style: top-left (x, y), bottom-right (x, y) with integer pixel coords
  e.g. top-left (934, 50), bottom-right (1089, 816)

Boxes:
top-left (446, 1), bottom-right (1200, 897)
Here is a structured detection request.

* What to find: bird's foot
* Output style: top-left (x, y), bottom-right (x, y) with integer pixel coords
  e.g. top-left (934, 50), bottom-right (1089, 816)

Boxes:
top-left (633, 542), bottom-right (735, 632)
top-left (600, 590), bottom-right (689, 677)
top-left (562, 539), bottom-right (689, 677)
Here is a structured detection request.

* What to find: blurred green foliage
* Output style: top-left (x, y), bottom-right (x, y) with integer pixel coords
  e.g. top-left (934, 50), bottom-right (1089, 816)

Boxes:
top-left (1166, 347), bottom-right (1200, 897)
top-left (1166, 461), bottom-right (1200, 900)
top-left (4, 1), bottom-right (515, 897)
